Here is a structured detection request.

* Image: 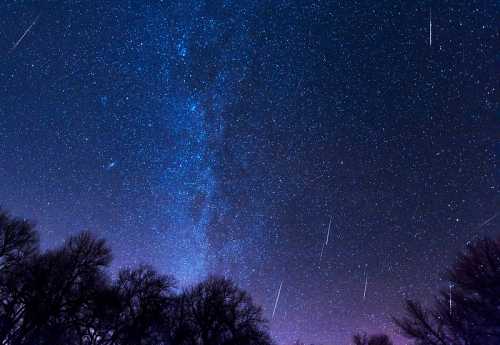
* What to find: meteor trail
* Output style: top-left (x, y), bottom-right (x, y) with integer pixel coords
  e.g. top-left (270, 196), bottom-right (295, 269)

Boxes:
top-left (9, 14), bottom-right (41, 53)
top-left (272, 281), bottom-right (283, 320)
top-left (363, 265), bottom-right (368, 301)
top-left (429, 9), bottom-right (432, 47)
top-left (325, 217), bottom-right (331, 245)
top-left (477, 212), bottom-right (499, 229)
top-left (319, 216), bottom-right (332, 264)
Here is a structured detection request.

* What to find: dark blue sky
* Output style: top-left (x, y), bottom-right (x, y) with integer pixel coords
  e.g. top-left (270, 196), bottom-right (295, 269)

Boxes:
top-left (0, 1), bottom-right (497, 344)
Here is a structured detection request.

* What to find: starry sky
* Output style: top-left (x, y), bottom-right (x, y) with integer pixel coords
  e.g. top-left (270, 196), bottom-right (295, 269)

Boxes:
top-left (0, 1), bottom-right (498, 344)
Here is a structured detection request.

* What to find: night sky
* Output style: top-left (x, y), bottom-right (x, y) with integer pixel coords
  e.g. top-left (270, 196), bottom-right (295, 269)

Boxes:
top-left (0, 1), bottom-right (498, 344)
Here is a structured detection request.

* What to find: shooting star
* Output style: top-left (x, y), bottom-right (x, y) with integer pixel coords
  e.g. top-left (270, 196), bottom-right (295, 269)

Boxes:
top-left (271, 281), bottom-right (283, 320)
top-left (363, 264), bottom-right (368, 301)
top-left (9, 14), bottom-right (41, 53)
top-left (477, 212), bottom-right (499, 229)
top-left (429, 9), bottom-right (432, 47)
top-left (319, 216), bottom-right (332, 264)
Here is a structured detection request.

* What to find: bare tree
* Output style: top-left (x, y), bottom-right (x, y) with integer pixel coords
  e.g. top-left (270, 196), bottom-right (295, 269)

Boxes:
top-left (175, 276), bottom-right (274, 345)
top-left (394, 238), bottom-right (500, 345)
top-left (0, 210), bottom-right (38, 269)
top-left (0, 231), bottom-right (111, 345)
top-left (0, 211), bottom-right (276, 345)
top-left (104, 266), bottom-right (175, 345)
top-left (0, 210), bottom-right (39, 344)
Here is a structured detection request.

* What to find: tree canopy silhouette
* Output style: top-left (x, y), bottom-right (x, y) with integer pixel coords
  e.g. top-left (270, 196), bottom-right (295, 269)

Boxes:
top-left (394, 237), bottom-right (500, 345)
top-left (173, 276), bottom-right (273, 345)
top-left (0, 210), bottom-right (274, 345)
top-left (1, 228), bottom-right (111, 345)
top-left (0, 210), bottom-right (38, 269)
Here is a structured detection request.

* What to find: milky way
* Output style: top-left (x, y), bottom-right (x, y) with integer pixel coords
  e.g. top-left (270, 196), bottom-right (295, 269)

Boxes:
top-left (0, 2), bottom-right (497, 344)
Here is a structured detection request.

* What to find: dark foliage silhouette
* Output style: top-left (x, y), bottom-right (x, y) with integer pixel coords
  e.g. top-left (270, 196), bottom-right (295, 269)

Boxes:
top-left (394, 238), bottom-right (500, 345)
top-left (1, 228), bottom-right (111, 345)
top-left (0, 211), bottom-right (274, 345)
top-left (0, 210), bottom-right (40, 344)
top-left (107, 266), bottom-right (175, 345)
top-left (173, 276), bottom-right (273, 345)
top-left (0, 210), bottom-right (38, 269)
top-left (353, 333), bottom-right (393, 345)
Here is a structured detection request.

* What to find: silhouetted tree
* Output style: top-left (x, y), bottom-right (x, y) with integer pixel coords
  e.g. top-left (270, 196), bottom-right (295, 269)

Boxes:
top-left (174, 276), bottom-right (274, 345)
top-left (0, 210), bottom-right (38, 269)
top-left (394, 237), bottom-right (500, 345)
top-left (353, 333), bottom-right (393, 345)
top-left (0, 231), bottom-right (111, 345)
top-left (0, 211), bottom-right (276, 345)
top-left (0, 210), bottom-right (39, 344)
top-left (104, 266), bottom-right (175, 345)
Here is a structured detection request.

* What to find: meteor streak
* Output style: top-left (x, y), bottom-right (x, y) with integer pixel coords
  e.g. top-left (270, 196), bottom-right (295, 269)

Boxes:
top-left (9, 14), bottom-right (41, 53)
top-left (429, 9), bottom-right (432, 47)
top-left (272, 280), bottom-right (283, 320)
top-left (477, 212), bottom-right (499, 229)
top-left (319, 216), bottom-right (332, 264)
top-left (363, 264), bottom-right (368, 301)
